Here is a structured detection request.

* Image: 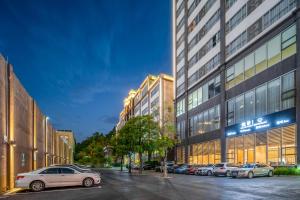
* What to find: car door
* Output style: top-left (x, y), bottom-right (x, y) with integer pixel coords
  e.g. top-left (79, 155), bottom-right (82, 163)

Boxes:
top-left (254, 164), bottom-right (264, 176)
top-left (60, 168), bottom-right (82, 186)
top-left (39, 168), bottom-right (61, 187)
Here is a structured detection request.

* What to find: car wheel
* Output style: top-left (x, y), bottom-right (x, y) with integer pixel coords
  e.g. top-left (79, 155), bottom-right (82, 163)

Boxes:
top-left (83, 178), bottom-right (94, 187)
top-left (30, 180), bottom-right (45, 192)
top-left (226, 171), bottom-right (231, 177)
top-left (268, 170), bottom-right (273, 177)
top-left (248, 172), bottom-right (254, 179)
top-left (207, 171), bottom-right (212, 176)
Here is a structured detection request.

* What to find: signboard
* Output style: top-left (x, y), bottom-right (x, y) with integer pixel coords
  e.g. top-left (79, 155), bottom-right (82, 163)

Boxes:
top-left (225, 108), bottom-right (296, 137)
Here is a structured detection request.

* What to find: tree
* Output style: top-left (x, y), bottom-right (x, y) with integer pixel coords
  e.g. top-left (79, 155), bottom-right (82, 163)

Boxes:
top-left (152, 102), bottom-right (176, 178)
top-left (118, 115), bottom-right (160, 174)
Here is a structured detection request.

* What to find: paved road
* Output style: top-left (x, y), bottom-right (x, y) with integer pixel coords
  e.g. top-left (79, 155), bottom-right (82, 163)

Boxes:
top-left (3, 169), bottom-right (300, 200)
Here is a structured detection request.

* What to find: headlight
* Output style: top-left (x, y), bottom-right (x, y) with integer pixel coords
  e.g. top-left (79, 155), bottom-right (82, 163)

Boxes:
top-left (239, 170), bottom-right (246, 173)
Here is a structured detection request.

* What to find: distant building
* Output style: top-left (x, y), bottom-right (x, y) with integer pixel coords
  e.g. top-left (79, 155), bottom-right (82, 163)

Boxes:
top-left (117, 74), bottom-right (174, 131)
top-left (173, 0), bottom-right (299, 166)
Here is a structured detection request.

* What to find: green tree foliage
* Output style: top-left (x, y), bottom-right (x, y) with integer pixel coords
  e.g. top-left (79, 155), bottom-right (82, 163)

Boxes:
top-left (75, 130), bottom-right (115, 167)
top-left (117, 115), bottom-right (160, 174)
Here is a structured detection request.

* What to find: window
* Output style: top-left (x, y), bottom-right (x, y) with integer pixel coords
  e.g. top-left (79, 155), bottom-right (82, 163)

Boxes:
top-left (188, 53), bottom-right (220, 87)
top-left (40, 168), bottom-right (60, 174)
top-left (235, 95), bottom-right (244, 123)
top-left (282, 24), bottom-right (296, 59)
top-left (202, 83), bottom-right (208, 102)
top-left (177, 121), bottom-right (185, 140)
top-left (234, 60), bottom-right (244, 85)
top-left (225, 24), bottom-right (297, 90)
top-left (244, 90), bottom-right (255, 120)
top-left (177, 99), bottom-right (185, 116)
top-left (141, 97), bottom-right (148, 107)
top-left (208, 79), bottom-right (215, 99)
top-left (60, 168), bottom-right (75, 174)
top-left (150, 85), bottom-right (159, 97)
top-left (226, 4), bottom-right (247, 33)
top-left (244, 53), bottom-right (255, 79)
top-left (226, 0), bottom-right (237, 11)
top-left (227, 99), bottom-right (235, 126)
top-left (267, 78), bottom-right (281, 113)
top-left (282, 72), bottom-right (295, 109)
top-left (255, 44), bottom-right (267, 73)
top-left (226, 71), bottom-right (295, 125)
top-left (226, 66), bottom-right (235, 89)
top-left (255, 84), bottom-right (267, 117)
top-left (268, 35), bottom-right (281, 67)
top-left (177, 83), bottom-right (185, 96)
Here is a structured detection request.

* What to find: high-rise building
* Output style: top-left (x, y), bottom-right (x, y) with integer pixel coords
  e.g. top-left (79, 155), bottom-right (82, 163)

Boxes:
top-left (173, 0), bottom-right (300, 166)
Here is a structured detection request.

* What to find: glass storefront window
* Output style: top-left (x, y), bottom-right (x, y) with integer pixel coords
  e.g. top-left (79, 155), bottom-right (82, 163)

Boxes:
top-left (235, 136), bottom-right (244, 165)
top-left (188, 140), bottom-right (221, 165)
top-left (282, 125), bottom-right (296, 165)
top-left (244, 134), bottom-right (255, 163)
top-left (226, 125), bottom-right (296, 166)
top-left (268, 128), bottom-right (281, 165)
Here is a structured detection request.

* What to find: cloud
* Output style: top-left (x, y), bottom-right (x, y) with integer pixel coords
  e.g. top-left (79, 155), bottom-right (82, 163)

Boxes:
top-left (99, 115), bottom-right (118, 124)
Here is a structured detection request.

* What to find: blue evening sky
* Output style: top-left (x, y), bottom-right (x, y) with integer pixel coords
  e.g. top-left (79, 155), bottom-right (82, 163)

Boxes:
top-left (0, 0), bottom-right (172, 141)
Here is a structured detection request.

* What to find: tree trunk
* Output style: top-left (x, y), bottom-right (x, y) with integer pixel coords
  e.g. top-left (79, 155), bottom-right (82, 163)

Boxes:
top-left (139, 152), bottom-right (143, 174)
top-left (128, 153), bottom-right (132, 174)
top-left (120, 156), bottom-right (123, 171)
top-left (163, 150), bottom-right (168, 178)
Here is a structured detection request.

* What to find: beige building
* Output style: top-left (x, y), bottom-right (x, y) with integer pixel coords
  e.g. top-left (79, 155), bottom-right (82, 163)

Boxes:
top-left (117, 74), bottom-right (174, 132)
top-left (0, 54), bottom-right (74, 193)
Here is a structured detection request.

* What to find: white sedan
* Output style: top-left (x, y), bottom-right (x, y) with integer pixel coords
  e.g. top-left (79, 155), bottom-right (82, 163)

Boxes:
top-left (16, 166), bottom-right (101, 192)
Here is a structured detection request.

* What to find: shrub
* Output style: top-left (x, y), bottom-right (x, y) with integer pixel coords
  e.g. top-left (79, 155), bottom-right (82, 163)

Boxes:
top-left (274, 167), bottom-right (300, 176)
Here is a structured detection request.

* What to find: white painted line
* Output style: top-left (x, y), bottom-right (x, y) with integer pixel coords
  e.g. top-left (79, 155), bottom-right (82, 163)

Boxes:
top-left (10, 186), bottom-right (102, 196)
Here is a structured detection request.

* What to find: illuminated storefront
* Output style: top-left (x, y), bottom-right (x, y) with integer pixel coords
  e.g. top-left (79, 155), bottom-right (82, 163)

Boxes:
top-left (188, 140), bottom-right (221, 165)
top-left (225, 109), bottom-right (297, 166)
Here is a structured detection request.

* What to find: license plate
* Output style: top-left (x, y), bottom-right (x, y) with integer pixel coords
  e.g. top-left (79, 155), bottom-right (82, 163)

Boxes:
top-left (232, 172), bottom-right (237, 176)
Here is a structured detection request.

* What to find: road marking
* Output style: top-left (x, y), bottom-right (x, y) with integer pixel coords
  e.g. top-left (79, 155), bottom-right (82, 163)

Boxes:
top-left (6, 186), bottom-right (102, 196)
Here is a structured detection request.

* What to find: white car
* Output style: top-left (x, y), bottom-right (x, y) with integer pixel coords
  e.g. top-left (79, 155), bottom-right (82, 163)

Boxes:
top-left (16, 166), bottom-right (101, 192)
top-left (213, 163), bottom-right (239, 177)
top-left (195, 164), bottom-right (215, 176)
top-left (231, 163), bottom-right (274, 178)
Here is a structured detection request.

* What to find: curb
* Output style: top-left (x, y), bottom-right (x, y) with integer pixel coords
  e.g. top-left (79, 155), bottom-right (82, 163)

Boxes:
top-left (3, 188), bottom-right (23, 196)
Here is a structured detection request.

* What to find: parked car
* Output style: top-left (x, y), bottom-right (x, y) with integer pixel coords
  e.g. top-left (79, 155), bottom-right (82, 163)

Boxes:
top-left (155, 161), bottom-right (175, 172)
top-left (16, 166), bottom-right (101, 192)
top-left (143, 161), bottom-right (160, 170)
top-left (231, 163), bottom-right (274, 179)
top-left (213, 163), bottom-right (239, 177)
top-left (174, 164), bottom-right (190, 174)
top-left (51, 164), bottom-right (93, 173)
top-left (195, 164), bottom-right (215, 176)
top-left (185, 165), bottom-right (201, 175)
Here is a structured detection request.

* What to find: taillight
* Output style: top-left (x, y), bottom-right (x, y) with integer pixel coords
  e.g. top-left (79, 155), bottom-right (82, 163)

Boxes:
top-left (16, 176), bottom-right (25, 180)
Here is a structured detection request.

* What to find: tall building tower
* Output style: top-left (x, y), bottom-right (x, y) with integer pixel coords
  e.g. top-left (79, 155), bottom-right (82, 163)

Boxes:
top-left (173, 0), bottom-right (300, 166)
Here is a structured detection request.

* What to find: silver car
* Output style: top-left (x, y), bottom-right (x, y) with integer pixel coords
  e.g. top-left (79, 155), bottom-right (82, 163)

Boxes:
top-left (195, 164), bottom-right (215, 176)
top-left (231, 163), bottom-right (274, 179)
top-left (16, 166), bottom-right (101, 192)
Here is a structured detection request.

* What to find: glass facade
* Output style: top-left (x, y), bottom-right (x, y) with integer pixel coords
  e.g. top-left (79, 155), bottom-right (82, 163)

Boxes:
top-left (176, 146), bottom-right (185, 164)
top-left (226, 125), bottom-right (296, 166)
top-left (226, 24), bottom-right (296, 90)
top-left (188, 140), bottom-right (221, 165)
top-left (226, 71), bottom-right (295, 126)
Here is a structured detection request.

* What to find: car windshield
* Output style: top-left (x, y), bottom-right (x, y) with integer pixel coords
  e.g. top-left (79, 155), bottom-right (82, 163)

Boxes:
top-left (68, 165), bottom-right (86, 173)
top-left (215, 164), bottom-right (224, 167)
top-left (242, 164), bottom-right (255, 168)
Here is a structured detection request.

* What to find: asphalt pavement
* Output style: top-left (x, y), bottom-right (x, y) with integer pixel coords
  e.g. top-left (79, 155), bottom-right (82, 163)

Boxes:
top-left (2, 169), bottom-right (300, 200)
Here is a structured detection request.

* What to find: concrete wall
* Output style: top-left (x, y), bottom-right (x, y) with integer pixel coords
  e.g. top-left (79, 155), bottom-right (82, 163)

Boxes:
top-left (0, 56), bottom-right (8, 193)
top-left (0, 54), bottom-right (75, 193)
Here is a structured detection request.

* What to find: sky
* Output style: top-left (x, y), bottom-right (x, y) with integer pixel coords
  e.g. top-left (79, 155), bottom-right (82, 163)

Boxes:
top-left (0, 0), bottom-right (172, 142)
